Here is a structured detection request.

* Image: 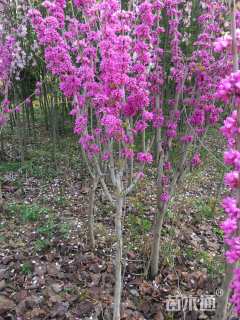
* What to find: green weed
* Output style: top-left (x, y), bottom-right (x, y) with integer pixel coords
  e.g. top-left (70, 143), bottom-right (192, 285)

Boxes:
top-left (37, 219), bottom-right (56, 237)
top-left (0, 162), bottom-right (20, 174)
top-left (7, 203), bottom-right (49, 222)
top-left (127, 214), bottom-right (151, 235)
top-left (55, 195), bottom-right (69, 207)
top-left (212, 225), bottom-right (224, 240)
top-left (161, 241), bottom-right (180, 268)
top-left (197, 250), bottom-right (224, 276)
top-left (20, 262), bottom-right (33, 275)
top-left (34, 238), bottom-right (50, 251)
top-left (59, 222), bottom-right (70, 238)
top-left (193, 198), bottom-right (215, 220)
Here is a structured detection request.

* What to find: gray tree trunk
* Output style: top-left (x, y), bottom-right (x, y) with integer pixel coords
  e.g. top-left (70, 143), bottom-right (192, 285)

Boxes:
top-left (113, 195), bottom-right (124, 320)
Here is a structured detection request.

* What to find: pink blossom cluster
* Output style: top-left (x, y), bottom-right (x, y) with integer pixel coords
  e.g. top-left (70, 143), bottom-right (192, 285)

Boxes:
top-left (29, 0), bottom-right (158, 164)
top-left (217, 73), bottom-right (240, 313)
top-left (214, 30), bottom-right (240, 53)
top-left (155, 0), bottom-right (225, 204)
top-left (0, 0), bottom-right (38, 128)
top-left (216, 71), bottom-right (240, 103)
top-left (136, 152), bottom-right (153, 164)
top-left (0, 36), bottom-right (15, 86)
top-left (0, 34), bottom-right (15, 128)
top-left (231, 268), bottom-right (240, 314)
top-left (28, 0), bottom-right (227, 211)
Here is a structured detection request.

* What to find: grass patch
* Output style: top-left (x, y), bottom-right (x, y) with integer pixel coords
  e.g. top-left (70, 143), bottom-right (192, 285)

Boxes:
top-left (193, 198), bottom-right (216, 220)
top-left (184, 246), bottom-right (224, 277)
top-left (161, 241), bottom-right (181, 268)
top-left (0, 161), bottom-right (21, 174)
top-left (20, 262), bottom-right (33, 275)
top-left (7, 203), bottom-right (49, 222)
top-left (37, 219), bottom-right (56, 237)
top-left (34, 238), bottom-right (51, 252)
top-left (19, 160), bottom-right (59, 179)
top-left (127, 214), bottom-right (151, 235)
top-left (212, 225), bottom-right (224, 240)
top-left (197, 250), bottom-right (224, 276)
top-left (59, 222), bottom-right (70, 239)
top-left (54, 195), bottom-right (69, 207)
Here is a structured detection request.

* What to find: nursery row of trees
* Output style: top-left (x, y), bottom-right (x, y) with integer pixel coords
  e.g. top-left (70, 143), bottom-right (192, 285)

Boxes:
top-left (0, 0), bottom-right (240, 319)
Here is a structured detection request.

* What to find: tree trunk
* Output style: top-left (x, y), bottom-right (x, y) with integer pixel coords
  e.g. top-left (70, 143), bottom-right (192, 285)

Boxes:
top-left (19, 114), bottom-right (26, 164)
top-left (113, 196), bottom-right (124, 320)
top-left (214, 263), bottom-right (234, 320)
top-left (51, 95), bottom-right (57, 167)
top-left (0, 130), bottom-right (5, 161)
top-left (150, 201), bottom-right (168, 278)
top-left (88, 177), bottom-right (98, 249)
top-left (0, 182), bottom-right (4, 213)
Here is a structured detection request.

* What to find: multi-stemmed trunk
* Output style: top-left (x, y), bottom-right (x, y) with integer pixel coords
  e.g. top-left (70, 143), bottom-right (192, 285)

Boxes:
top-left (150, 128), bottom-right (192, 278)
top-left (150, 199), bottom-right (168, 278)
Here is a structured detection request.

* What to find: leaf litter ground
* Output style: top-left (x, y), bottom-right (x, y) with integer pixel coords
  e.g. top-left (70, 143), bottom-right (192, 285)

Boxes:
top-left (0, 130), bottom-right (227, 320)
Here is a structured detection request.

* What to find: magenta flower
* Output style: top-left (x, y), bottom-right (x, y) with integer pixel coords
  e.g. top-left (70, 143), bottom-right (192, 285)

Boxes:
top-left (160, 192), bottom-right (170, 203)
top-left (163, 162), bottom-right (172, 171)
top-left (135, 120), bottom-right (147, 133)
top-left (102, 152), bottom-right (111, 161)
top-left (74, 114), bottom-right (87, 135)
top-left (25, 98), bottom-right (31, 106)
top-left (136, 152), bottom-right (153, 164)
top-left (220, 218), bottom-right (238, 235)
top-left (222, 197), bottom-right (240, 218)
top-left (136, 171), bottom-right (145, 179)
top-left (180, 135), bottom-right (193, 144)
top-left (231, 268), bottom-right (240, 314)
top-left (191, 153), bottom-right (201, 167)
top-left (224, 171), bottom-right (240, 189)
top-left (121, 148), bottom-right (134, 160)
top-left (142, 110), bottom-right (153, 121)
top-left (15, 106), bottom-right (21, 113)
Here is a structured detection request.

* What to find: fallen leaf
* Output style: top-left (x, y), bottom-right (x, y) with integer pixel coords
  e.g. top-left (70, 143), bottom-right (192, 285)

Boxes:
top-left (0, 296), bottom-right (16, 315)
top-left (76, 300), bottom-right (95, 316)
top-left (0, 281), bottom-right (6, 291)
top-left (139, 281), bottom-right (153, 295)
top-left (51, 302), bottom-right (69, 317)
top-left (26, 307), bottom-right (46, 319)
top-left (51, 283), bottom-right (63, 293)
top-left (80, 186), bottom-right (90, 194)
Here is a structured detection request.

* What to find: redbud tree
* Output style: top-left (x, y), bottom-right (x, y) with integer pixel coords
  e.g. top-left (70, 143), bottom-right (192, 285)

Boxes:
top-left (29, 0), bottom-right (156, 318)
top-left (0, 0), bottom-right (43, 162)
top-left (148, 0), bottom-right (228, 277)
top-left (213, 1), bottom-right (240, 318)
top-left (28, 0), bottom-right (229, 318)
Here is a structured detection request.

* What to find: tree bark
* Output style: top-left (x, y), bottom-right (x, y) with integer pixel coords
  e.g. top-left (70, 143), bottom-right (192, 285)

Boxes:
top-left (0, 183), bottom-right (3, 213)
top-left (113, 195), bottom-right (124, 320)
top-left (150, 200), bottom-right (168, 278)
top-left (0, 130), bottom-right (5, 161)
top-left (214, 263), bottom-right (234, 320)
top-left (88, 177), bottom-right (98, 249)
